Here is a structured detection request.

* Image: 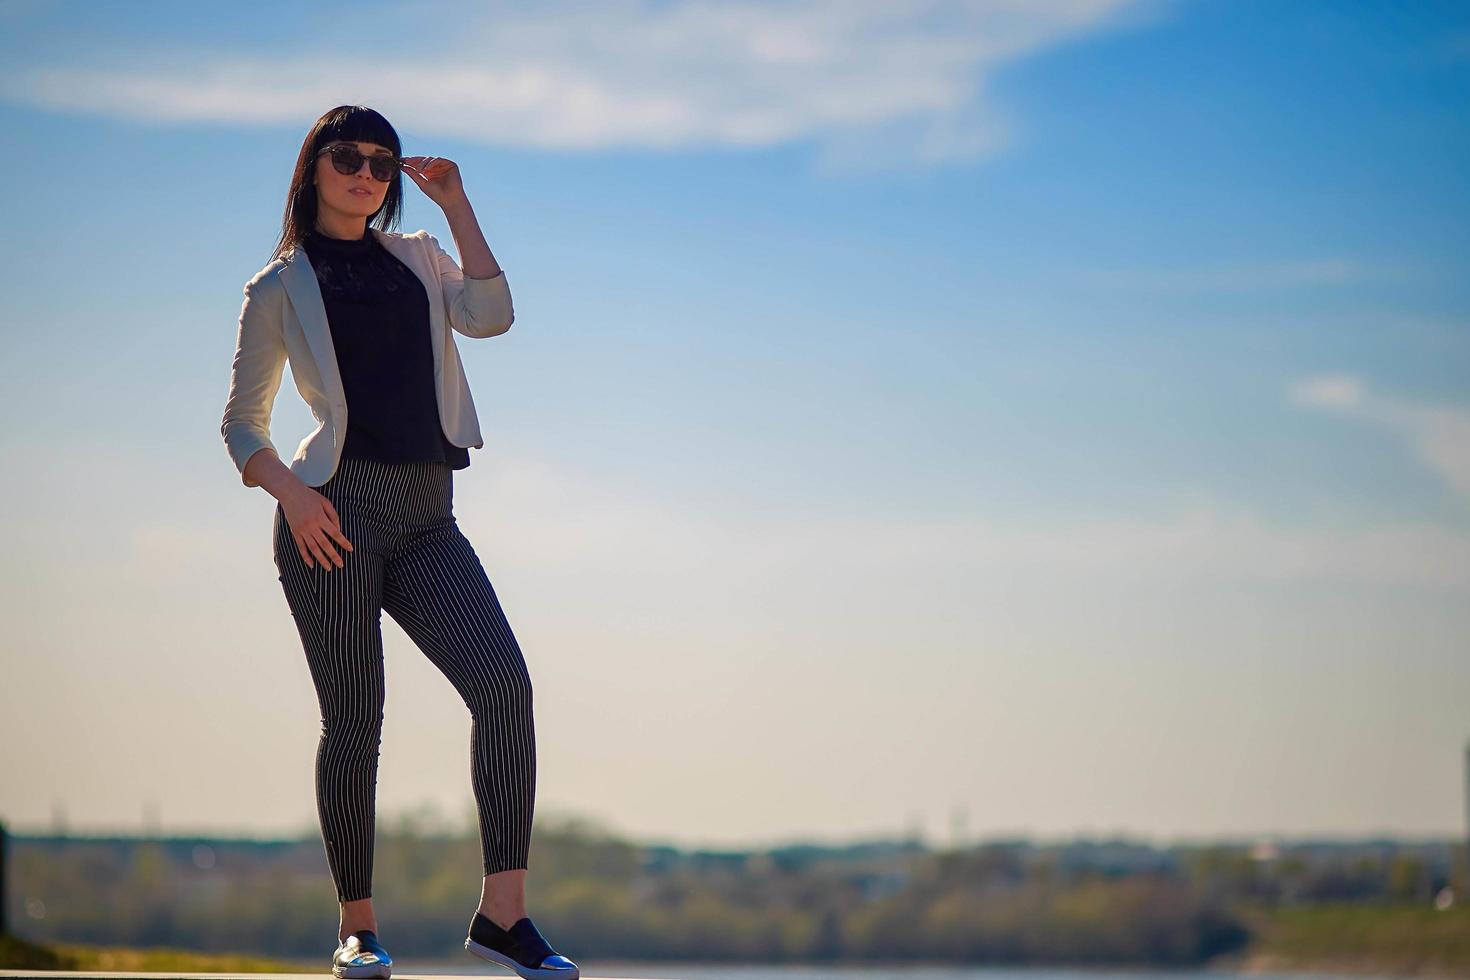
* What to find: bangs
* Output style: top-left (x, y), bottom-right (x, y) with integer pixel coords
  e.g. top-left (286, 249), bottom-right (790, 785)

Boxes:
top-left (317, 106), bottom-right (400, 156)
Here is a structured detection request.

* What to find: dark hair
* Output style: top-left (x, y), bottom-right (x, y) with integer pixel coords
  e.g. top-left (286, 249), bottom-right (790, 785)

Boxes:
top-left (271, 105), bottom-right (405, 262)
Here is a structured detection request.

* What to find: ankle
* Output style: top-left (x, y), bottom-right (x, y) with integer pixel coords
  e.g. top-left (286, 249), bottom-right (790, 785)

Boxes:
top-left (340, 896), bottom-right (378, 943)
top-left (476, 904), bottom-right (527, 930)
top-left (339, 922), bottom-right (379, 943)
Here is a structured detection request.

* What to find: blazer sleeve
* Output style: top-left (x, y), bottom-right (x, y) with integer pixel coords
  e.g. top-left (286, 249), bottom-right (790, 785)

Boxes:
top-left (428, 232), bottom-right (514, 339)
top-left (220, 276), bottom-right (288, 487)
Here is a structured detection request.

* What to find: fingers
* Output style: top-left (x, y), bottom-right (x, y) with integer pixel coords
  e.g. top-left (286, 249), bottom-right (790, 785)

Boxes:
top-left (307, 530), bottom-right (343, 570)
top-left (285, 493), bottom-right (353, 571)
top-left (292, 525), bottom-right (348, 571)
top-left (318, 497), bottom-right (353, 552)
top-left (310, 531), bottom-right (343, 570)
top-left (402, 155), bottom-right (450, 177)
top-left (294, 532), bottom-right (325, 570)
top-left (327, 522), bottom-right (354, 553)
top-left (398, 155), bottom-right (454, 200)
top-left (402, 165), bottom-right (429, 192)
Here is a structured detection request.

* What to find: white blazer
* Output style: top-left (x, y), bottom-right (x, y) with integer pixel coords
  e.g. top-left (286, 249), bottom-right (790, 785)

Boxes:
top-left (221, 228), bottom-right (514, 488)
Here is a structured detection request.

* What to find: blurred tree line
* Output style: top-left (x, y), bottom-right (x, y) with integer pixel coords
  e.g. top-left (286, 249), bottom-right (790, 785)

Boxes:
top-left (4, 809), bottom-right (1466, 967)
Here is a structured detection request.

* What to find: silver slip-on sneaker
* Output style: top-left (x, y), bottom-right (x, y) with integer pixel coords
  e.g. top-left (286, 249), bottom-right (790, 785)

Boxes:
top-left (333, 929), bottom-right (393, 980)
top-left (465, 911), bottom-right (579, 980)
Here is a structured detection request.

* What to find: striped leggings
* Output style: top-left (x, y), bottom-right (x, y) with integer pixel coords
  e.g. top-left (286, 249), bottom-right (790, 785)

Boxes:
top-left (272, 455), bottom-right (535, 903)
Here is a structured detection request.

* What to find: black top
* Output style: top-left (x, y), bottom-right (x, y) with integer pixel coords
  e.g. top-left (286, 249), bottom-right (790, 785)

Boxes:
top-left (301, 228), bottom-right (470, 471)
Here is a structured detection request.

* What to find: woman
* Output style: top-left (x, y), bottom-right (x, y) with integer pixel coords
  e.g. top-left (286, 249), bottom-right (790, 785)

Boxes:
top-left (220, 105), bottom-right (578, 980)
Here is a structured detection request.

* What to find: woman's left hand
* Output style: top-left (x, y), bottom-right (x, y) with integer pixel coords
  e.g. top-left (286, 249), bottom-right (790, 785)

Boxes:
top-left (402, 155), bottom-right (467, 209)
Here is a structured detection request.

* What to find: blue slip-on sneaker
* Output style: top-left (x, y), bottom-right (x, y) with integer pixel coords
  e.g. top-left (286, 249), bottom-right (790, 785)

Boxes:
top-left (333, 929), bottom-right (393, 979)
top-left (465, 911), bottom-right (579, 980)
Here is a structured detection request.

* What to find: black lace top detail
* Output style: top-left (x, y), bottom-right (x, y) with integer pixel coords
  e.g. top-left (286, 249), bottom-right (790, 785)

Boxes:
top-left (301, 228), bottom-right (470, 471)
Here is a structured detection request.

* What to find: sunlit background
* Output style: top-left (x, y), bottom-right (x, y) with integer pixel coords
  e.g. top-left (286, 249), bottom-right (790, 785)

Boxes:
top-left (1, 0), bottom-right (1467, 858)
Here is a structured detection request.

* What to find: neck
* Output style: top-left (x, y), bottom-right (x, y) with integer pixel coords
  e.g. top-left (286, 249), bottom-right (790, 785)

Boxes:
top-left (313, 208), bottom-right (369, 241)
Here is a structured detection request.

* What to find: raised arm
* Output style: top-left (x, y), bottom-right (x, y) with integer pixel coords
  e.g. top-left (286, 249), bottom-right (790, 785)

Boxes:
top-left (402, 154), bottom-right (515, 339)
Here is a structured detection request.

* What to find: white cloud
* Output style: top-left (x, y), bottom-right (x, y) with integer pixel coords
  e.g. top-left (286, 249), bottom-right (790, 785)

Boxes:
top-left (1288, 374), bottom-right (1362, 409)
top-left (0, 0), bottom-right (1164, 170)
top-left (1290, 373), bottom-right (1470, 502)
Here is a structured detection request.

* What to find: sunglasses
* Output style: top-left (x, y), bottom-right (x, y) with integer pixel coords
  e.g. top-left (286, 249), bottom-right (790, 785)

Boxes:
top-left (317, 143), bottom-right (406, 182)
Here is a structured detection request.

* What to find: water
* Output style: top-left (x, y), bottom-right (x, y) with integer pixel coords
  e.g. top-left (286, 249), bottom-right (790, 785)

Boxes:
top-left (392, 963), bottom-right (1373, 980)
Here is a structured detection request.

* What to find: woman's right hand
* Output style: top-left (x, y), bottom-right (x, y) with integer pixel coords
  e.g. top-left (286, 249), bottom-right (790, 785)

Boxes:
top-left (279, 482), bottom-right (354, 570)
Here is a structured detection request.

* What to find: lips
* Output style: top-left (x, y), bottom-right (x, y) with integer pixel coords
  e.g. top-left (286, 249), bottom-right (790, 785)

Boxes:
top-left (349, 188), bottom-right (372, 196)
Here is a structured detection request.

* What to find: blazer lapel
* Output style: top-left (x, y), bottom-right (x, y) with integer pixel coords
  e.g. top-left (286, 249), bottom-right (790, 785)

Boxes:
top-left (278, 245), bottom-right (345, 409)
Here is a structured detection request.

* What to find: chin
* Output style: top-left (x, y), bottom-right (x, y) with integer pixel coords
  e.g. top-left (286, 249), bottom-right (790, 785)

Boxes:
top-left (336, 194), bottom-right (380, 214)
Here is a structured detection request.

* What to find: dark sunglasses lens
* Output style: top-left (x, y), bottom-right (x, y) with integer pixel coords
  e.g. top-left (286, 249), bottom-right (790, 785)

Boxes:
top-left (327, 144), bottom-right (397, 181)
top-left (329, 145), bottom-right (363, 175)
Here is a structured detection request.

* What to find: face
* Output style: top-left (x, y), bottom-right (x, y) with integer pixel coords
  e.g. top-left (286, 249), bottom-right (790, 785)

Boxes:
top-left (313, 140), bottom-right (396, 219)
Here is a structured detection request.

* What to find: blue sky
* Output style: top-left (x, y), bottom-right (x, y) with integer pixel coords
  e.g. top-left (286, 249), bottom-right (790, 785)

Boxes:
top-left (0, 0), bottom-right (1467, 848)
